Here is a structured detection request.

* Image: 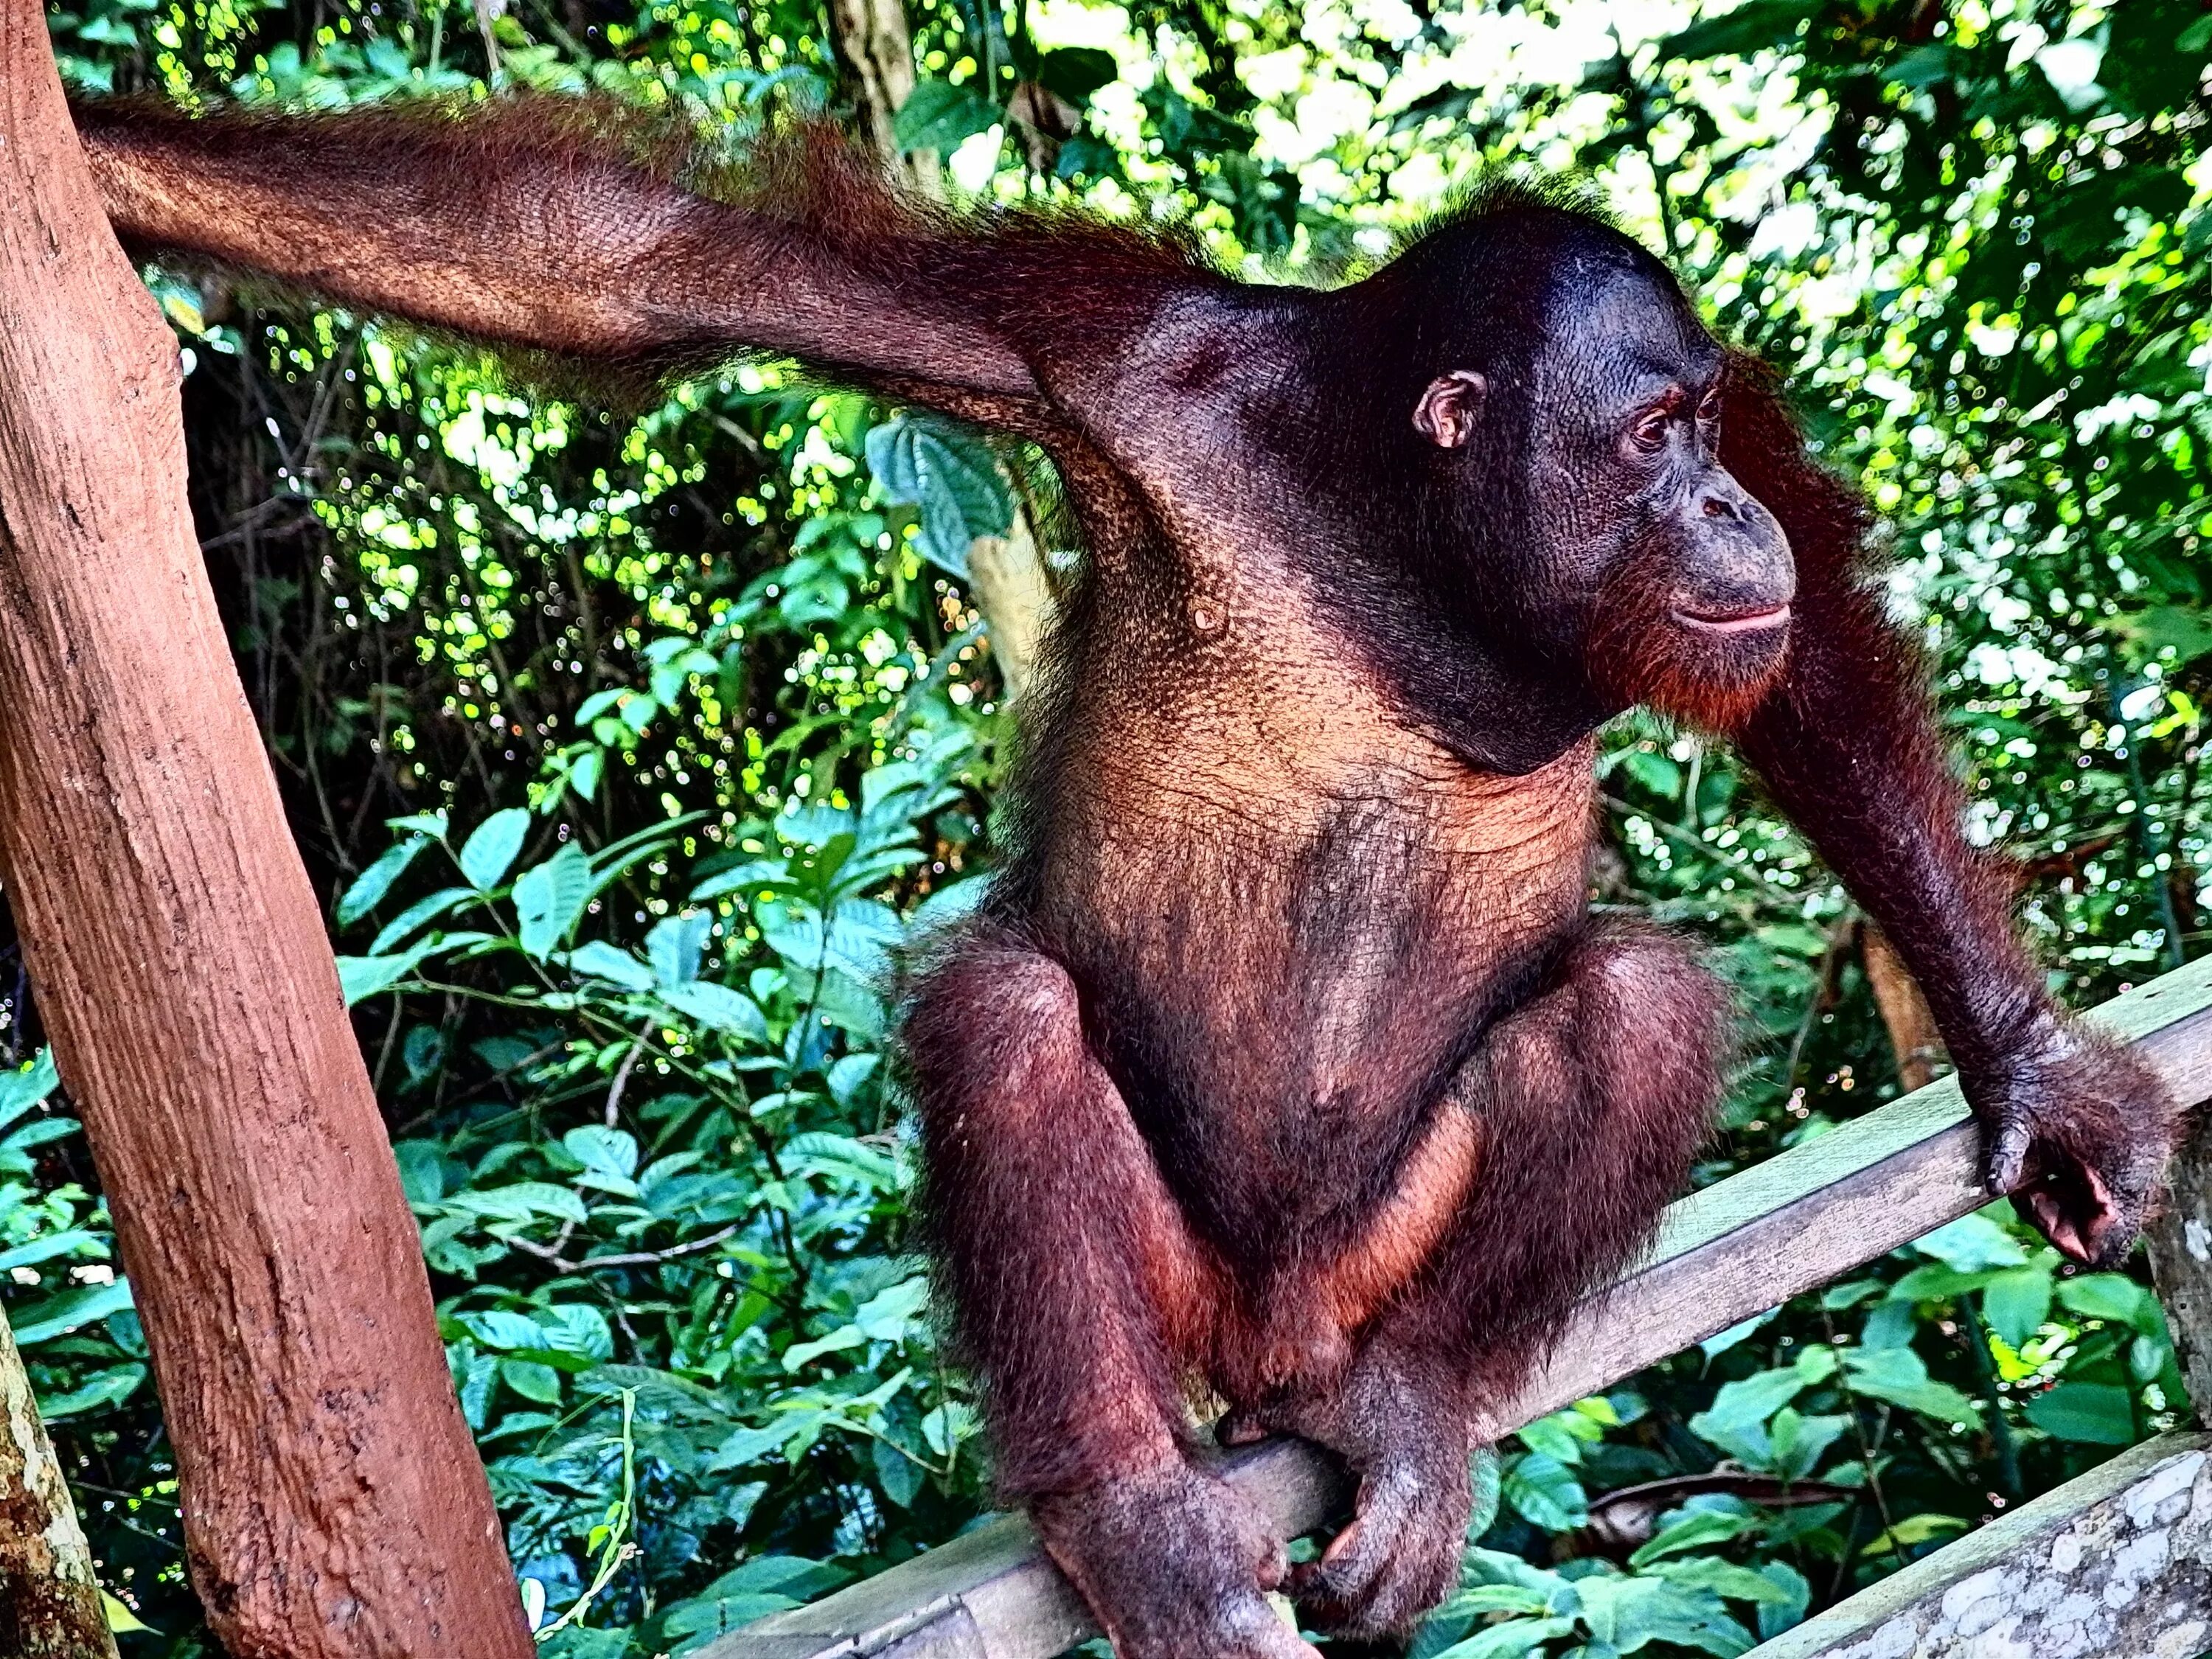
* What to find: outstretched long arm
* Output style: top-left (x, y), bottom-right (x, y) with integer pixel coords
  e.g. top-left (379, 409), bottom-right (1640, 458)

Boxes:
top-left (1719, 360), bottom-right (2181, 1265)
top-left (74, 98), bottom-right (1208, 411)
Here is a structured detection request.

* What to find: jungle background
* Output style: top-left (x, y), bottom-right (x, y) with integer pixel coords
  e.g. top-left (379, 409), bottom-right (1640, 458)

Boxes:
top-left (10, 0), bottom-right (2210, 1652)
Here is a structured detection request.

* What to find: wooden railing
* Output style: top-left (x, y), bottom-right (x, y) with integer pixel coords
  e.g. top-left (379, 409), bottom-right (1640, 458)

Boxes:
top-left (710, 955), bottom-right (2212, 1659)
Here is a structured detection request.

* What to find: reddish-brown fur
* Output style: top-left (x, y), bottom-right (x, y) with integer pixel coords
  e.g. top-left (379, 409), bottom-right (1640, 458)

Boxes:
top-left (73, 97), bottom-right (2183, 1658)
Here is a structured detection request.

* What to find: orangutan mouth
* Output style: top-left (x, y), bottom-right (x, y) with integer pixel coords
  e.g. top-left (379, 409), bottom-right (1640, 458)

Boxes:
top-left (1672, 605), bottom-right (1792, 635)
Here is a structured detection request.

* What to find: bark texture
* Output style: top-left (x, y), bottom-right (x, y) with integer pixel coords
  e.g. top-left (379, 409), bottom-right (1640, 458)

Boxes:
top-left (0, 12), bottom-right (533, 1657)
top-left (0, 1312), bottom-right (116, 1659)
top-left (828, 0), bottom-right (936, 187)
top-left (1861, 922), bottom-right (1946, 1093)
top-left (2149, 1102), bottom-right (2212, 1423)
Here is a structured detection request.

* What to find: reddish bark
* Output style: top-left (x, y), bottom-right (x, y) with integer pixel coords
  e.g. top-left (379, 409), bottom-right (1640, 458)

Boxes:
top-left (0, 10), bottom-right (533, 1657)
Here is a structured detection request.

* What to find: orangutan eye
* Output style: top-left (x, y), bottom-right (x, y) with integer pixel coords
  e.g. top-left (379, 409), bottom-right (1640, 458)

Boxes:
top-left (1629, 407), bottom-right (1671, 453)
top-left (1696, 386), bottom-right (1723, 425)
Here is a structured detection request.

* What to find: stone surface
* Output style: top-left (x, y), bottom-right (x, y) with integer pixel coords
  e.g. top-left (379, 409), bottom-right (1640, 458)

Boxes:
top-left (1751, 1436), bottom-right (2212, 1659)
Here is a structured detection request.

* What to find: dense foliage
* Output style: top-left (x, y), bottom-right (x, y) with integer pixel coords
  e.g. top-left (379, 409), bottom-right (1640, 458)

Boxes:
top-left (7, 0), bottom-right (2209, 1652)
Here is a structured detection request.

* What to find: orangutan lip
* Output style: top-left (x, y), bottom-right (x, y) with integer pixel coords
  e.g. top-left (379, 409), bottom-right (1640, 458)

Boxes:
top-left (1672, 605), bottom-right (1792, 635)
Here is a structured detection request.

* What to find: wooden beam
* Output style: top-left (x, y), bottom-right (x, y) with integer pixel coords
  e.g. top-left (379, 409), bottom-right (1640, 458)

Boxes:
top-left (1743, 1431), bottom-right (2212, 1659)
top-left (707, 956), bottom-right (2212, 1659)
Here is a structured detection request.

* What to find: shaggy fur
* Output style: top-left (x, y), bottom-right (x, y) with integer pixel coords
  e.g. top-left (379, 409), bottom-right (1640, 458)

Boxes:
top-left (75, 96), bottom-right (2184, 1659)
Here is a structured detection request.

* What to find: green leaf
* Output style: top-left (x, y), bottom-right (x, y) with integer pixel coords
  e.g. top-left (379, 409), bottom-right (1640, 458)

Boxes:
top-left (2056, 1273), bottom-right (2154, 1332)
top-left (865, 416), bottom-right (1013, 577)
top-left (1768, 1408), bottom-right (1850, 1483)
top-left (891, 79), bottom-right (999, 153)
top-left (1660, 0), bottom-right (1820, 60)
top-left (661, 980), bottom-right (771, 1043)
top-left (336, 939), bottom-right (441, 1006)
top-left (501, 1357), bottom-right (563, 1405)
top-left (0, 1231), bottom-right (105, 1274)
top-left (463, 1309), bottom-right (550, 1350)
top-left (1755, 1563), bottom-right (1810, 1640)
top-left (37, 1363), bottom-right (146, 1419)
top-left (563, 1125), bottom-right (639, 1183)
top-left (647, 911), bottom-right (712, 987)
top-left (512, 843), bottom-right (593, 959)
top-left (2025, 1381), bottom-right (2138, 1444)
top-left (1430, 1618), bottom-right (1577, 1659)
top-left (0, 1050), bottom-right (60, 1133)
top-left (1863, 1513), bottom-right (1969, 1554)
top-left (11, 1279), bottom-right (134, 1346)
top-left (369, 887), bottom-right (473, 955)
top-left (1502, 1450), bottom-right (1587, 1531)
top-left (1912, 1213), bottom-right (2027, 1272)
top-left (874, 1435), bottom-right (925, 1506)
top-left (1983, 1267), bottom-right (2053, 1349)
top-left (568, 942), bottom-right (657, 992)
top-left (458, 808), bottom-right (532, 891)
top-left (1843, 1346), bottom-right (1980, 1427)
top-left (1036, 46), bottom-right (1117, 102)
top-left (338, 835), bottom-right (427, 925)
top-left (1630, 1506), bottom-right (1759, 1568)
top-left (102, 1591), bottom-right (154, 1635)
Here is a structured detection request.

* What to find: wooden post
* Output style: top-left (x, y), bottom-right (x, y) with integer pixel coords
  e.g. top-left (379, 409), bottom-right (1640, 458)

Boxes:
top-left (2148, 1104), bottom-right (2212, 1422)
top-left (0, 13), bottom-right (533, 1658)
top-left (0, 1312), bottom-right (116, 1659)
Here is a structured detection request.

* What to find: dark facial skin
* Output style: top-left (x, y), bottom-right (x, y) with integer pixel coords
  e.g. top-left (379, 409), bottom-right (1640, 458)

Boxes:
top-left (74, 108), bottom-right (2185, 1659)
top-left (1408, 257), bottom-right (1798, 734)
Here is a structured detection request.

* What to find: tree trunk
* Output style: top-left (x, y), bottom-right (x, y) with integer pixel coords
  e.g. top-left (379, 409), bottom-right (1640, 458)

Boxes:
top-left (827, 0), bottom-right (1060, 700)
top-left (0, 1312), bottom-right (116, 1659)
top-left (1861, 920), bottom-right (1946, 1093)
top-left (0, 13), bottom-right (532, 1658)
top-left (829, 0), bottom-right (939, 189)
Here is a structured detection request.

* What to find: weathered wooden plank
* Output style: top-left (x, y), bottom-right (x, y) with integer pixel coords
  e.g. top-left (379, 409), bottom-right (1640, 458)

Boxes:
top-left (706, 955), bottom-right (2212, 1659)
top-left (1745, 1432), bottom-right (2212, 1659)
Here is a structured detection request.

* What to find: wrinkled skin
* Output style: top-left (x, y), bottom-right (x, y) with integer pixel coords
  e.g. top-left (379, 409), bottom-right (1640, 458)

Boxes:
top-left (73, 102), bottom-right (2185, 1657)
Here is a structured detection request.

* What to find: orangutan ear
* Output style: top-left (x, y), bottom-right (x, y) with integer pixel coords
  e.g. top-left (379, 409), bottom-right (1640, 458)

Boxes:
top-left (1413, 370), bottom-right (1488, 448)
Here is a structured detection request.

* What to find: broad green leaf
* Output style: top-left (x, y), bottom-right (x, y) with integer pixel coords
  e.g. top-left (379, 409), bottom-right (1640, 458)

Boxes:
top-left (1983, 1266), bottom-right (2054, 1350)
top-left (567, 942), bottom-right (657, 992)
top-left (338, 835), bottom-right (427, 925)
top-left (103, 1592), bottom-right (154, 1635)
top-left (512, 842), bottom-right (593, 959)
top-left (336, 939), bottom-right (442, 1006)
top-left (38, 1363), bottom-right (146, 1419)
top-left (1430, 1618), bottom-right (1576, 1659)
top-left (367, 887), bottom-right (473, 956)
top-left (0, 1049), bottom-right (60, 1132)
top-left (1863, 1514), bottom-right (1969, 1554)
top-left (2056, 1273), bottom-right (2154, 1332)
top-left (1660, 0), bottom-right (1820, 61)
top-left (0, 1231), bottom-right (106, 1273)
top-left (1842, 1346), bottom-right (1980, 1427)
top-left (1502, 1450), bottom-right (1587, 1531)
top-left (2025, 1380), bottom-right (2138, 1444)
top-left (501, 1357), bottom-right (563, 1405)
top-left (891, 79), bottom-right (998, 154)
top-left (458, 808), bottom-right (532, 891)
top-left (563, 1124), bottom-right (639, 1182)
top-left (462, 1309), bottom-right (549, 1350)
top-left (865, 415), bottom-right (1012, 576)
top-left (11, 1279), bottom-right (134, 1346)
top-left (663, 981), bottom-right (771, 1044)
top-left (647, 911), bottom-right (712, 987)
top-left (1911, 1213), bottom-right (2027, 1272)
top-left (1630, 1506), bottom-right (1760, 1567)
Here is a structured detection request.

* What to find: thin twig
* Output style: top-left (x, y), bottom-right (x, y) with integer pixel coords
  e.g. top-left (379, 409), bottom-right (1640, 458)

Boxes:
top-left (508, 1222), bottom-right (740, 1273)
